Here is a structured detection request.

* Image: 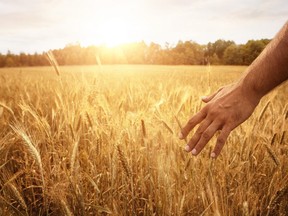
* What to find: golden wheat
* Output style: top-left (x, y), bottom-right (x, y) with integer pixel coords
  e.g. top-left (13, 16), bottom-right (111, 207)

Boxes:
top-left (0, 65), bottom-right (287, 215)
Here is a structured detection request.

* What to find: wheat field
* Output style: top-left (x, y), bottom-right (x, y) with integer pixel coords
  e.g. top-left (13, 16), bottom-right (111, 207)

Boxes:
top-left (0, 65), bottom-right (287, 215)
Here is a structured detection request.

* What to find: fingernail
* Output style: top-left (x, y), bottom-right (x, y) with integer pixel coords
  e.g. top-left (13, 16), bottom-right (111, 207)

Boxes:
top-left (185, 145), bottom-right (190, 152)
top-left (178, 132), bottom-right (184, 139)
top-left (201, 96), bottom-right (207, 100)
top-left (211, 152), bottom-right (216, 158)
top-left (191, 149), bottom-right (197, 155)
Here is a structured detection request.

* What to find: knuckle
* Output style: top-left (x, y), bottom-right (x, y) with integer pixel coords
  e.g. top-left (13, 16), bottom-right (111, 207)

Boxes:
top-left (207, 106), bottom-right (219, 119)
top-left (216, 116), bottom-right (226, 125)
top-left (188, 118), bottom-right (195, 125)
top-left (217, 137), bottom-right (225, 145)
top-left (208, 110), bottom-right (217, 119)
top-left (202, 131), bottom-right (210, 140)
top-left (195, 128), bottom-right (203, 135)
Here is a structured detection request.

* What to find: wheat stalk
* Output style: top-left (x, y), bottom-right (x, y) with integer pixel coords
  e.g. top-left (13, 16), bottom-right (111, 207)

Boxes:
top-left (264, 144), bottom-right (280, 167)
top-left (70, 138), bottom-right (80, 176)
top-left (86, 112), bottom-right (93, 128)
top-left (258, 101), bottom-right (271, 121)
top-left (267, 185), bottom-right (288, 215)
top-left (60, 199), bottom-right (74, 216)
top-left (7, 182), bottom-right (27, 211)
top-left (46, 50), bottom-right (60, 76)
top-left (10, 123), bottom-right (48, 211)
top-left (174, 115), bottom-right (187, 142)
top-left (141, 119), bottom-right (147, 138)
top-left (0, 107), bottom-right (3, 118)
top-left (117, 144), bottom-right (132, 178)
top-left (76, 115), bottom-right (82, 132)
top-left (242, 201), bottom-right (249, 216)
top-left (0, 101), bottom-right (14, 117)
top-left (69, 124), bottom-right (75, 140)
top-left (10, 124), bottom-right (44, 182)
top-left (161, 120), bottom-right (174, 134)
top-left (280, 131), bottom-right (286, 144)
top-left (270, 133), bottom-right (277, 146)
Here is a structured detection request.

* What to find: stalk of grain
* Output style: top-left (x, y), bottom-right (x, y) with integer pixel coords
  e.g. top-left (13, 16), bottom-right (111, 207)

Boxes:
top-left (174, 115), bottom-right (187, 142)
top-left (141, 119), bottom-right (147, 138)
top-left (267, 185), bottom-right (288, 215)
top-left (95, 53), bottom-right (102, 67)
top-left (46, 50), bottom-right (60, 76)
top-left (178, 192), bottom-right (185, 216)
top-left (258, 101), bottom-right (271, 121)
top-left (117, 144), bottom-right (132, 178)
top-left (7, 182), bottom-right (27, 211)
top-left (69, 124), bottom-right (75, 141)
top-left (263, 144), bottom-right (280, 167)
top-left (10, 124), bottom-right (46, 212)
top-left (10, 124), bottom-right (45, 184)
top-left (184, 157), bottom-right (192, 171)
top-left (60, 199), bottom-right (74, 216)
top-left (19, 103), bottom-right (51, 138)
top-left (0, 107), bottom-right (3, 118)
top-left (280, 131), bottom-right (286, 144)
top-left (84, 172), bottom-right (100, 193)
top-left (86, 112), bottom-right (93, 128)
top-left (270, 133), bottom-right (277, 146)
top-left (3, 170), bottom-right (25, 187)
top-left (76, 115), bottom-right (82, 132)
top-left (242, 201), bottom-right (249, 216)
top-left (0, 102), bottom-right (14, 117)
top-left (206, 63), bottom-right (211, 95)
top-left (267, 174), bottom-right (277, 200)
top-left (70, 138), bottom-right (80, 176)
top-left (161, 120), bottom-right (174, 134)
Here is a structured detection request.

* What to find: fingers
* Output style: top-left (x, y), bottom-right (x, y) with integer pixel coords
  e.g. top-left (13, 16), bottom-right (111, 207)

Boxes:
top-left (179, 110), bottom-right (206, 139)
top-left (185, 119), bottom-right (212, 152)
top-left (211, 127), bottom-right (231, 158)
top-left (186, 121), bottom-right (222, 155)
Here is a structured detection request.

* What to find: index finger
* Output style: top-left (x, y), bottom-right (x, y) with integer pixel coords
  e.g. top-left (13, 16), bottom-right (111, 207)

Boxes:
top-left (179, 110), bottom-right (206, 139)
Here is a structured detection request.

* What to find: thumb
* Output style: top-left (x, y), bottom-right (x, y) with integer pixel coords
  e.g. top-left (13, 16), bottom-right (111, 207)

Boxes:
top-left (201, 87), bottom-right (223, 103)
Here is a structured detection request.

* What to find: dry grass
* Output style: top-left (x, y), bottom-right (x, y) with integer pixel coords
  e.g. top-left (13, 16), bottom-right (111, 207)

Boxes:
top-left (0, 65), bottom-right (287, 215)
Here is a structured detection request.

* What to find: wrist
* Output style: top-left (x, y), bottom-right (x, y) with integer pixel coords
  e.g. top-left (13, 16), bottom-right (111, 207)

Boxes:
top-left (238, 75), bottom-right (263, 106)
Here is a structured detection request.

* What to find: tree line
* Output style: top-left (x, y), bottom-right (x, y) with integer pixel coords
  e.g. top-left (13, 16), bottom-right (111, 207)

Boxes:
top-left (0, 39), bottom-right (270, 67)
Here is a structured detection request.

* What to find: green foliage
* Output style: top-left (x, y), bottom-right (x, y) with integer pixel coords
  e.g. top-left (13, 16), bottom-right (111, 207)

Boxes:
top-left (0, 39), bottom-right (271, 67)
top-left (206, 40), bottom-right (235, 64)
top-left (223, 44), bottom-right (243, 65)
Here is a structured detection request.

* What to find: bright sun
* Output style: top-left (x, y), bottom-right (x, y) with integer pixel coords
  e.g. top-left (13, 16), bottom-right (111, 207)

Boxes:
top-left (79, 10), bottom-right (139, 47)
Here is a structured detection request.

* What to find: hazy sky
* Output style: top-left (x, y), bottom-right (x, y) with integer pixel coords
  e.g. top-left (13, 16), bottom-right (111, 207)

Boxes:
top-left (0, 0), bottom-right (287, 53)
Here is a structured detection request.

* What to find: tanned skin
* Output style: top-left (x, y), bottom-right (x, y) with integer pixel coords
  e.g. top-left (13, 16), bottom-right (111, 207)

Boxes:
top-left (179, 21), bottom-right (288, 158)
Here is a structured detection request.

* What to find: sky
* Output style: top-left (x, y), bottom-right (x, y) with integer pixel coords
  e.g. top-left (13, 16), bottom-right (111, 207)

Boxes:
top-left (0, 0), bottom-right (287, 54)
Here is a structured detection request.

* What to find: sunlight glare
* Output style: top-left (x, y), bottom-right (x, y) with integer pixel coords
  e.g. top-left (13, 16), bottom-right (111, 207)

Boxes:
top-left (79, 9), bottom-right (139, 47)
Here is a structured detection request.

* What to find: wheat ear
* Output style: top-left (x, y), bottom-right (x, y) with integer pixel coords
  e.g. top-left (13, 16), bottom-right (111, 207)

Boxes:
top-left (46, 50), bottom-right (60, 76)
top-left (117, 144), bottom-right (132, 178)
top-left (70, 138), bottom-right (80, 176)
top-left (10, 124), bottom-right (44, 182)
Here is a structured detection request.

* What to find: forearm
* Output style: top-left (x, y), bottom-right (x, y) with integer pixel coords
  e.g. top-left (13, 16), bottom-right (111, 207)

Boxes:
top-left (240, 21), bottom-right (288, 100)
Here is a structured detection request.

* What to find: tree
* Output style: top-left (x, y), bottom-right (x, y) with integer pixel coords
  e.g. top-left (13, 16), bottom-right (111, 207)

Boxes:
top-left (241, 39), bottom-right (270, 65)
top-left (147, 42), bottom-right (162, 64)
top-left (206, 40), bottom-right (235, 64)
top-left (172, 41), bottom-right (204, 65)
top-left (223, 44), bottom-right (243, 65)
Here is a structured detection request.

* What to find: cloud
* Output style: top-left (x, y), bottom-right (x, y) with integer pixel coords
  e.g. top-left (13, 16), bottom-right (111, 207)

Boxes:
top-left (0, 0), bottom-right (287, 53)
top-left (0, 0), bottom-right (63, 32)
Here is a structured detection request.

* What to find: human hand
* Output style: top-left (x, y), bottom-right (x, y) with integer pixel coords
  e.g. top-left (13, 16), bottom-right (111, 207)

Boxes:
top-left (179, 83), bottom-right (260, 158)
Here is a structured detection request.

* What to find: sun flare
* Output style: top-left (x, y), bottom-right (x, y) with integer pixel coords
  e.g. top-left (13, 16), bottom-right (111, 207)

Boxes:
top-left (79, 10), bottom-right (140, 47)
